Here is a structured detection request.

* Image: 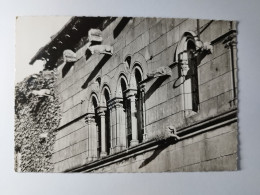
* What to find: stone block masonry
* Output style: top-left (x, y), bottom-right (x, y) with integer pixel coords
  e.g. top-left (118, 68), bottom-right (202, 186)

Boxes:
top-left (23, 17), bottom-right (238, 172)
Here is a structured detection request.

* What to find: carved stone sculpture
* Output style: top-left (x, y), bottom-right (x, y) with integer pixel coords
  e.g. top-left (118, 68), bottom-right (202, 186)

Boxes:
top-left (147, 66), bottom-right (172, 78)
top-left (87, 44), bottom-right (113, 55)
top-left (181, 61), bottom-right (190, 77)
top-left (88, 29), bottom-right (103, 42)
top-left (195, 40), bottom-right (213, 54)
top-left (166, 126), bottom-right (180, 140)
top-left (85, 29), bottom-right (113, 56)
top-left (63, 49), bottom-right (77, 62)
top-left (202, 41), bottom-right (213, 54)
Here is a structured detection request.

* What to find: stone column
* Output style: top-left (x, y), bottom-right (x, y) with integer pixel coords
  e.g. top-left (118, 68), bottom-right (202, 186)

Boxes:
top-left (85, 113), bottom-right (97, 162)
top-left (140, 84), bottom-right (148, 142)
top-left (97, 107), bottom-right (107, 158)
top-left (115, 99), bottom-right (126, 151)
top-left (107, 98), bottom-right (127, 153)
top-left (224, 32), bottom-right (237, 107)
top-left (108, 102), bottom-right (116, 154)
top-left (126, 90), bottom-right (139, 147)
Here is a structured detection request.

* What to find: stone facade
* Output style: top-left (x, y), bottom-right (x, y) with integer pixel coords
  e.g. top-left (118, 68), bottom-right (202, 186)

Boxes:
top-left (30, 17), bottom-right (238, 172)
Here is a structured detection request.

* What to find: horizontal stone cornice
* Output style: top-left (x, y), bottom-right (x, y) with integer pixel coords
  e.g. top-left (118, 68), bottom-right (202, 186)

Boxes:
top-left (65, 108), bottom-right (237, 172)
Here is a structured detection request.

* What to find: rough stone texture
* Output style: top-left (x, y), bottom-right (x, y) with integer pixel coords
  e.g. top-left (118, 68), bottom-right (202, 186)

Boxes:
top-left (14, 69), bottom-right (61, 172)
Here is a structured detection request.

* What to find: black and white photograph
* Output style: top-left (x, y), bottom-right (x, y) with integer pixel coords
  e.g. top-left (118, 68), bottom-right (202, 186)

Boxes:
top-left (15, 16), bottom-right (238, 173)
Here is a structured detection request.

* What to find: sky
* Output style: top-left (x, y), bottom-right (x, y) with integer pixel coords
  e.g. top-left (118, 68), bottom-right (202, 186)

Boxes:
top-left (15, 16), bottom-right (71, 83)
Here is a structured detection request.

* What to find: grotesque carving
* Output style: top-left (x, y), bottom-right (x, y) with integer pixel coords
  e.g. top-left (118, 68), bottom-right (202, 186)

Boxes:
top-left (86, 29), bottom-right (113, 56)
top-left (201, 41), bottom-right (213, 54)
top-left (166, 126), bottom-right (180, 140)
top-left (181, 61), bottom-right (190, 77)
top-left (63, 49), bottom-right (77, 62)
top-left (178, 51), bottom-right (190, 77)
top-left (87, 44), bottom-right (113, 55)
top-left (147, 66), bottom-right (172, 78)
top-left (195, 40), bottom-right (213, 54)
top-left (88, 29), bottom-right (103, 43)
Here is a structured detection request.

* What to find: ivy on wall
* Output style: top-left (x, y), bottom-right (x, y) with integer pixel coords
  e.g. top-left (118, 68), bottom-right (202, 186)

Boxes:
top-left (14, 69), bottom-right (61, 172)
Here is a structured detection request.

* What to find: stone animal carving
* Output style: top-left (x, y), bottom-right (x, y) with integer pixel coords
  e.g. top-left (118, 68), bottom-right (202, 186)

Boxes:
top-left (166, 125), bottom-right (180, 140)
top-left (85, 28), bottom-right (113, 56)
top-left (195, 40), bottom-right (213, 54)
top-left (63, 49), bottom-right (77, 62)
top-left (88, 29), bottom-right (103, 42)
top-left (30, 89), bottom-right (52, 98)
top-left (201, 42), bottom-right (213, 54)
top-left (147, 66), bottom-right (172, 78)
top-left (87, 44), bottom-right (113, 55)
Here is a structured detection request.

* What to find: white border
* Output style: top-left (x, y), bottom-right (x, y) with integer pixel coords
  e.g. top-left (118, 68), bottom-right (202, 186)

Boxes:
top-left (1, 0), bottom-right (260, 194)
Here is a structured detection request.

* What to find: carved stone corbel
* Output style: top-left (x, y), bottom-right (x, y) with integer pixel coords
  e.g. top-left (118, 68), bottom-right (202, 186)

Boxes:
top-left (87, 44), bottom-right (113, 55)
top-left (147, 66), bottom-right (172, 78)
top-left (195, 40), bottom-right (213, 54)
top-left (88, 29), bottom-right (103, 43)
top-left (63, 49), bottom-right (77, 62)
top-left (86, 29), bottom-right (113, 56)
top-left (166, 126), bottom-right (180, 140)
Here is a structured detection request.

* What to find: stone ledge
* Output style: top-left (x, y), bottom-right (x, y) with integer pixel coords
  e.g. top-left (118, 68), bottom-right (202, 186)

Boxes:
top-left (65, 108), bottom-right (237, 172)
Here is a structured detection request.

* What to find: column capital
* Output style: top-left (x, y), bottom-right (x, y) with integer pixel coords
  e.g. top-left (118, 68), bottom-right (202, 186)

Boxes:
top-left (97, 106), bottom-right (107, 115)
top-left (85, 113), bottom-right (95, 123)
top-left (107, 97), bottom-right (123, 109)
top-left (223, 33), bottom-right (237, 49)
top-left (139, 83), bottom-right (146, 92)
top-left (124, 88), bottom-right (137, 98)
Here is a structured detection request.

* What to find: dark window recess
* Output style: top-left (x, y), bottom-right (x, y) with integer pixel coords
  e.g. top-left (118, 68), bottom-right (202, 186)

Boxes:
top-left (104, 89), bottom-right (111, 155)
top-left (125, 98), bottom-right (132, 148)
top-left (187, 41), bottom-right (200, 112)
top-left (135, 68), bottom-right (144, 143)
top-left (136, 86), bottom-right (144, 143)
top-left (121, 78), bottom-right (131, 148)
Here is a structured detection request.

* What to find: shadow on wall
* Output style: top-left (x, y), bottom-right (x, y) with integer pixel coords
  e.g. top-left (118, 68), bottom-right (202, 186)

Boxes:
top-left (113, 17), bottom-right (132, 39)
top-left (139, 140), bottom-right (175, 169)
top-left (144, 76), bottom-right (168, 101)
top-left (81, 54), bottom-right (112, 89)
top-left (62, 62), bottom-right (75, 78)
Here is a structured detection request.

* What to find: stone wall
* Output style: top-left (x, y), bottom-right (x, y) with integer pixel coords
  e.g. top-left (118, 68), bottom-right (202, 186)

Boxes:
top-left (91, 122), bottom-right (237, 172)
top-left (52, 17), bottom-right (237, 172)
top-left (15, 69), bottom-right (61, 172)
